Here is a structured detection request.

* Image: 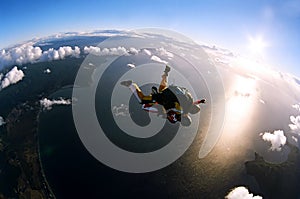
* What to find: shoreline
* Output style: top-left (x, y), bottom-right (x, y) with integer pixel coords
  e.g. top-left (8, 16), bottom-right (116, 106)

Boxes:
top-left (2, 101), bottom-right (56, 198)
top-left (36, 107), bottom-right (56, 199)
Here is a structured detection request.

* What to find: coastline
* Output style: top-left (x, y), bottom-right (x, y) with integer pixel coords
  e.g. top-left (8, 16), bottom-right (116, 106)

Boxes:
top-left (2, 101), bottom-right (56, 198)
top-left (36, 107), bottom-right (56, 199)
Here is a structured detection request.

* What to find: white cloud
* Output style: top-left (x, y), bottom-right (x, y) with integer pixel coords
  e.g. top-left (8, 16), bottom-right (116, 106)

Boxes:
top-left (289, 115), bottom-right (300, 134)
top-left (110, 47), bottom-right (128, 55)
top-left (41, 46), bottom-right (80, 61)
top-left (259, 99), bottom-right (265, 104)
top-left (83, 46), bottom-right (129, 56)
top-left (83, 46), bottom-right (100, 55)
top-left (225, 186), bottom-right (262, 199)
top-left (112, 104), bottom-right (129, 116)
top-left (49, 30), bottom-right (135, 39)
top-left (0, 116), bottom-right (5, 126)
top-left (129, 47), bottom-right (139, 55)
top-left (292, 103), bottom-right (300, 112)
top-left (40, 98), bottom-right (71, 110)
top-left (288, 103), bottom-right (300, 135)
top-left (0, 43), bottom-right (42, 68)
top-left (44, 68), bottom-right (51, 74)
top-left (143, 49), bottom-right (152, 56)
top-left (127, 63), bottom-right (135, 68)
top-left (261, 130), bottom-right (287, 151)
top-left (0, 42), bottom-right (174, 72)
top-left (292, 136), bottom-right (298, 143)
top-left (150, 55), bottom-right (168, 64)
top-left (58, 46), bottom-right (80, 58)
top-left (1, 66), bottom-right (24, 89)
top-left (158, 47), bottom-right (174, 58)
top-left (0, 44), bottom-right (81, 69)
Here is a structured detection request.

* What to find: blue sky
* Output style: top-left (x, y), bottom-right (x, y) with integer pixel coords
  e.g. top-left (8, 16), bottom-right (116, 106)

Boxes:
top-left (1, 0), bottom-right (300, 77)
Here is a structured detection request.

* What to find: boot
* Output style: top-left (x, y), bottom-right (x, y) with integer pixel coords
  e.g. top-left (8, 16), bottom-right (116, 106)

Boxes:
top-left (164, 65), bottom-right (171, 76)
top-left (120, 80), bottom-right (133, 87)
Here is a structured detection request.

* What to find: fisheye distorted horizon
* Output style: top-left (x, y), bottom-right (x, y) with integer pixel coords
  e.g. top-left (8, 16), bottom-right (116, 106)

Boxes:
top-left (1, 0), bottom-right (300, 77)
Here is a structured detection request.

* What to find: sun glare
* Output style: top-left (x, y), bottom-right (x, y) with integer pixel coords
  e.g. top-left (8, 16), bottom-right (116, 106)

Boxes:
top-left (225, 76), bottom-right (256, 132)
top-left (247, 35), bottom-right (267, 55)
top-left (214, 76), bottom-right (257, 163)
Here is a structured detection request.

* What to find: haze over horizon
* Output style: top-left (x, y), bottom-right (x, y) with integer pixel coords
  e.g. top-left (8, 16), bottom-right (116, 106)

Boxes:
top-left (1, 0), bottom-right (300, 77)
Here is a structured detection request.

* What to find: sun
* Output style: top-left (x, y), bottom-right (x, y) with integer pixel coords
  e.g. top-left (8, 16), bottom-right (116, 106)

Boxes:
top-left (247, 35), bottom-right (267, 55)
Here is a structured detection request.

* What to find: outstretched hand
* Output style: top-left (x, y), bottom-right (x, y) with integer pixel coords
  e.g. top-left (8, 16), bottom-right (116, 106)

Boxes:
top-left (200, 99), bottom-right (206, 104)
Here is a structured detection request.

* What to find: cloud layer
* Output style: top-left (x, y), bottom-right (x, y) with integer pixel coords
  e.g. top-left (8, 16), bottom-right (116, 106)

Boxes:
top-left (83, 46), bottom-right (129, 56)
top-left (261, 130), bottom-right (287, 151)
top-left (292, 103), bottom-right (300, 112)
top-left (225, 186), bottom-right (262, 199)
top-left (0, 44), bottom-right (81, 70)
top-left (0, 66), bottom-right (24, 89)
top-left (40, 98), bottom-right (71, 110)
top-left (40, 46), bottom-right (80, 61)
top-left (150, 55), bottom-right (168, 64)
top-left (0, 38), bottom-right (174, 73)
top-left (158, 47), bottom-right (174, 58)
top-left (0, 44), bottom-right (42, 67)
top-left (289, 103), bottom-right (300, 135)
top-left (289, 115), bottom-right (300, 133)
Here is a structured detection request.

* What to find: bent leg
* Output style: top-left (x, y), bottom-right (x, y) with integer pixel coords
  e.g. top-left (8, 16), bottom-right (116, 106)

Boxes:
top-left (159, 74), bottom-right (168, 92)
top-left (159, 65), bottom-right (170, 92)
top-left (129, 83), bottom-right (152, 103)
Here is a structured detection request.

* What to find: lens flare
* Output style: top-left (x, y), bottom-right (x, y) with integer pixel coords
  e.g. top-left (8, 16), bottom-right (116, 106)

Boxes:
top-left (247, 35), bottom-right (267, 56)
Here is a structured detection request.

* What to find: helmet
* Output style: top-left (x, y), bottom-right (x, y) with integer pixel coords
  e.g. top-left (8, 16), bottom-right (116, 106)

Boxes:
top-left (189, 104), bottom-right (201, 114)
top-left (181, 114), bottom-right (192, 126)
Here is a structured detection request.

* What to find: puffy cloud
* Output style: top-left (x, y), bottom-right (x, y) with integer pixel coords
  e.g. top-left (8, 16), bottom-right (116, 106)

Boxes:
top-left (225, 186), bottom-right (262, 199)
top-left (83, 46), bottom-right (100, 55)
top-left (0, 49), bottom-right (12, 68)
top-left (143, 49), bottom-right (152, 56)
top-left (0, 43), bottom-right (42, 68)
top-left (0, 44), bottom-right (81, 69)
top-left (0, 43), bottom-right (174, 71)
top-left (44, 68), bottom-right (51, 74)
top-left (127, 63), bottom-right (135, 68)
top-left (57, 46), bottom-right (80, 58)
top-left (289, 103), bottom-right (300, 135)
top-left (261, 130), bottom-right (287, 151)
top-left (289, 115), bottom-right (300, 134)
top-left (83, 46), bottom-right (128, 56)
top-left (110, 47), bottom-right (128, 55)
top-left (112, 104), bottom-right (129, 116)
top-left (40, 46), bottom-right (80, 61)
top-left (150, 55), bottom-right (168, 64)
top-left (292, 103), bottom-right (300, 112)
top-left (158, 47), bottom-right (174, 58)
top-left (1, 66), bottom-right (24, 89)
top-left (40, 98), bottom-right (71, 110)
top-left (129, 47), bottom-right (139, 55)
top-left (0, 43), bottom-right (175, 69)
top-left (0, 116), bottom-right (5, 126)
